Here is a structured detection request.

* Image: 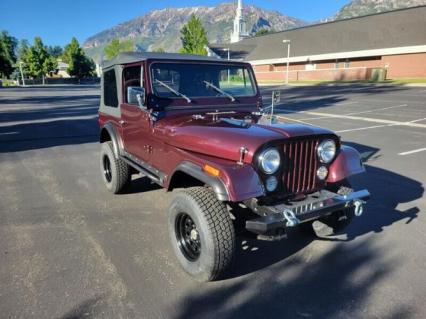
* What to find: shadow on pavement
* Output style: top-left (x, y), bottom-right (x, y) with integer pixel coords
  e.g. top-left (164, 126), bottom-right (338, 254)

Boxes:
top-left (262, 84), bottom-right (409, 112)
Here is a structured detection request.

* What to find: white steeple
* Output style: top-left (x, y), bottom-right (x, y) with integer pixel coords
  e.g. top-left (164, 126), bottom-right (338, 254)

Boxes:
top-left (230, 0), bottom-right (249, 43)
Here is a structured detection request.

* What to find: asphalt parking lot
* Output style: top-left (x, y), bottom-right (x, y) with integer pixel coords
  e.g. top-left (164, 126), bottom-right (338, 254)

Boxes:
top-left (0, 84), bottom-right (425, 318)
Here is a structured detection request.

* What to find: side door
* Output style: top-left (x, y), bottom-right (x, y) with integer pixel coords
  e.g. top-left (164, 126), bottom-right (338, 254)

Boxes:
top-left (120, 64), bottom-right (152, 163)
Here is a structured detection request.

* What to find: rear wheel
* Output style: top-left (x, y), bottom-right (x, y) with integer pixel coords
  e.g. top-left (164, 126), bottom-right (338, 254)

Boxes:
top-left (301, 180), bottom-right (355, 237)
top-left (100, 142), bottom-right (131, 194)
top-left (168, 187), bottom-right (236, 282)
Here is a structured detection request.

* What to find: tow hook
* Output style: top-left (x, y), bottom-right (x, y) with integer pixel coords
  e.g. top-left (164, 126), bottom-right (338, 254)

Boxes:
top-left (282, 209), bottom-right (300, 227)
top-left (353, 200), bottom-right (365, 217)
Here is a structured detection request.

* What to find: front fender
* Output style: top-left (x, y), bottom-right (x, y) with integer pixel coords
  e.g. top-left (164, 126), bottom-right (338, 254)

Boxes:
top-left (327, 145), bottom-right (365, 183)
top-left (169, 160), bottom-right (265, 202)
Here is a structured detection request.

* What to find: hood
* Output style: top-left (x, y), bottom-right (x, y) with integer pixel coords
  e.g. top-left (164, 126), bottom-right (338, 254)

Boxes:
top-left (156, 114), bottom-right (335, 163)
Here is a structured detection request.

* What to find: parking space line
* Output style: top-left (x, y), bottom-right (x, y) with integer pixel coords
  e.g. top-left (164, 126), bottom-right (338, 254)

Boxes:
top-left (282, 110), bottom-right (426, 128)
top-left (298, 104), bottom-right (408, 121)
top-left (336, 124), bottom-right (395, 133)
top-left (398, 148), bottom-right (426, 156)
top-left (345, 104), bottom-right (407, 116)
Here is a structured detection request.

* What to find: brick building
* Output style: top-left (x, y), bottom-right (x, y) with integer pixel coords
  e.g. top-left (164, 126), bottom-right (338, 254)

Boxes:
top-left (208, 6), bottom-right (426, 82)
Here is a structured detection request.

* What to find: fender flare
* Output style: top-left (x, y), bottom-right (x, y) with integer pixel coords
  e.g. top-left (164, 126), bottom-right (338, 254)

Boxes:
top-left (327, 145), bottom-right (366, 183)
top-left (100, 122), bottom-right (123, 158)
top-left (170, 161), bottom-right (230, 201)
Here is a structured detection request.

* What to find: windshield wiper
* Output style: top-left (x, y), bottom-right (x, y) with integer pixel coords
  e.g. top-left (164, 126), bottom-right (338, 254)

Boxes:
top-left (203, 81), bottom-right (235, 102)
top-left (155, 79), bottom-right (191, 103)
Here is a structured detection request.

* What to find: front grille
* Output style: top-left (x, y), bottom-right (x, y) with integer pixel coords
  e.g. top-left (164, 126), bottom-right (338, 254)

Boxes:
top-left (282, 139), bottom-right (319, 195)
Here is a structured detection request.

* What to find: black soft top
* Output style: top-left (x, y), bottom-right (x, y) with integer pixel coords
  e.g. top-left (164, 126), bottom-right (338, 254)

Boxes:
top-left (102, 52), bottom-right (224, 69)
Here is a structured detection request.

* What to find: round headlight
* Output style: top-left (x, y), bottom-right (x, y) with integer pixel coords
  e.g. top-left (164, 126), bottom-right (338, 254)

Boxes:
top-left (259, 148), bottom-right (280, 174)
top-left (317, 139), bottom-right (336, 163)
top-left (317, 166), bottom-right (328, 180)
top-left (265, 176), bottom-right (278, 192)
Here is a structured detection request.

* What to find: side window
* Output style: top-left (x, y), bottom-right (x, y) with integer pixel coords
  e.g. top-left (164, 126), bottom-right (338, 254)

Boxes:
top-left (104, 69), bottom-right (118, 107)
top-left (123, 65), bottom-right (143, 104)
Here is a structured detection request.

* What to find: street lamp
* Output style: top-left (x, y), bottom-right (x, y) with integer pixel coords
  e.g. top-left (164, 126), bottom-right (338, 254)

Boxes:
top-left (19, 61), bottom-right (26, 86)
top-left (222, 48), bottom-right (231, 83)
top-left (283, 40), bottom-right (291, 85)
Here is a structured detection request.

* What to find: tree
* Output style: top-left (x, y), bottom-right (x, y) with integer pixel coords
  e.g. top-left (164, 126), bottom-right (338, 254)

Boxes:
top-left (153, 48), bottom-right (165, 53)
top-left (47, 45), bottom-right (63, 58)
top-left (179, 14), bottom-right (208, 56)
top-left (26, 37), bottom-right (49, 81)
top-left (104, 38), bottom-right (134, 60)
top-left (63, 37), bottom-right (95, 78)
top-left (0, 30), bottom-right (18, 78)
top-left (255, 28), bottom-right (270, 36)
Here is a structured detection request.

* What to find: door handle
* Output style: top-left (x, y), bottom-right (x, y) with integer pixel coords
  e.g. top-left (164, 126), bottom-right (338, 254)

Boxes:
top-left (119, 120), bottom-right (126, 126)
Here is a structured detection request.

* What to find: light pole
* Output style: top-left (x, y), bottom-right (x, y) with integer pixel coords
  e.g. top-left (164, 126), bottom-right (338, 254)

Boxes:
top-left (223, 48), bottom-right (231, 83)
top-left (19, 61), bottom-right (26, 86)
top-left (283, 40), bottom-right (291, 85)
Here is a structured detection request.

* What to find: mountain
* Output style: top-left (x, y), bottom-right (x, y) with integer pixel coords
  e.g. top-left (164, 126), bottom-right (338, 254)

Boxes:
top-left (334, 0), bottom-right (426, 20)
top-left (83, 3), bottom-right (306, 61)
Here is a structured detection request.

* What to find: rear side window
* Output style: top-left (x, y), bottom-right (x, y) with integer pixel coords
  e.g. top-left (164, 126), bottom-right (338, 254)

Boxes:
top-left (104, 69), bottom-right (118, 107)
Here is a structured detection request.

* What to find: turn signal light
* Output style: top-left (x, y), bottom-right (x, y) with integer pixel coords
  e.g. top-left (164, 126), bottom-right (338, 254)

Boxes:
top-left (203, 164), bottom-right (220, 177)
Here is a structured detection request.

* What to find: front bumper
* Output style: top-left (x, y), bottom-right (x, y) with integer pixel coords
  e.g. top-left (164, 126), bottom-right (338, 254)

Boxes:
top-left (246, 189), bottom-right (370, 238)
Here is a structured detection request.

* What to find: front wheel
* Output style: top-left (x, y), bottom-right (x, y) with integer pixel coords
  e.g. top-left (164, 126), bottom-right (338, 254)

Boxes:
top-left (167, 187), bottom-right (236, 282)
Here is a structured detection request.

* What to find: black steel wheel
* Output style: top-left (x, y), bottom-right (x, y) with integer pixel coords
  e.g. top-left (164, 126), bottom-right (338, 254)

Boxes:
top-left (99, 141), bottom-right (131, 194)
top-left (175, 213), bottom-right (201, 261)
top-left (168, 187), bottom-right (236, 282)
top-left (102, 155), bottom-right (112, 183)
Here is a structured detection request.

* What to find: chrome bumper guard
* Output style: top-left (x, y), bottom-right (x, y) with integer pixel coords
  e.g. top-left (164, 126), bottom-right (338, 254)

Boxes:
top-left (246, 189), bottom-right (370, 236)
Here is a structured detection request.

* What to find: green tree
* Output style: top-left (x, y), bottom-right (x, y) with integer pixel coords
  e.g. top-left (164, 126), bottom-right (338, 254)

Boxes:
top-left (0, 30), bottom-right (18, 78)
top-left (104, 38), bottom-right (134, 60)
top-left (63, 37), bottom-right (95, 78)
top-left (179, 15), bottom-right (208, 55)
top-left (255, 28), bottom-right (270, 36)
top-left (153, 48), bottom-right (165, 53)
top-left (47, 45), bottom-right (63, 58)
top-left (26, 37), bottom-right (49, 81)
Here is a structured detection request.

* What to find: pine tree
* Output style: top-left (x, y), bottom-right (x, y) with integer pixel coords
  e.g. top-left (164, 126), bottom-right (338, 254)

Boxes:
top-left (179, 15), bottom-right (208, 56)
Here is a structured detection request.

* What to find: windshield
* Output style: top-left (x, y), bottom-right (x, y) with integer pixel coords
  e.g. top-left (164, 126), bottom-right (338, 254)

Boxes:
top-left (150, 63), bottom-right (256, 100)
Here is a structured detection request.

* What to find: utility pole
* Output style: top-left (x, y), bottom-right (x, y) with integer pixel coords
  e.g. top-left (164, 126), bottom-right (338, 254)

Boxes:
top-left (283, 40), bottom-right (291, 85)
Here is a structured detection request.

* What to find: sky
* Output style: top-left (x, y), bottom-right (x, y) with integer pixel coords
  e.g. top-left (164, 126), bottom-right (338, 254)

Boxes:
top-left (0, 0), bottom-right (350, 46)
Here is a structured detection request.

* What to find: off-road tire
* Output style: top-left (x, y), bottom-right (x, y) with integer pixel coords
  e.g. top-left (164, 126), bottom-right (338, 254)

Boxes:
top-left (301, 180), bottom-right (355, 237)
top-left (100, 141), bottom-right (131, 194)
top-left (168, 187), bottom-right (236, 282)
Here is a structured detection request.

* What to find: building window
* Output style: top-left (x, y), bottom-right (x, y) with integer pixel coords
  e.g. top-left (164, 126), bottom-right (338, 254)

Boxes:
top-left (334, 61), bottom-right (339, 69)
top-left (344, 60), bottom-right (350, 68)
top-left (104, 69), bottom-right (118, 107)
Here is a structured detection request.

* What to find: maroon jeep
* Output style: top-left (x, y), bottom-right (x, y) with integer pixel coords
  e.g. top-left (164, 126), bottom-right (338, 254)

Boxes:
top-left (98, 52), bottom-right (369, 281)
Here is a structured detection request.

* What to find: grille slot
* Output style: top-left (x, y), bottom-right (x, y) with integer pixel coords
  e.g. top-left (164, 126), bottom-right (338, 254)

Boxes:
top-left (282, 139), bottom-right (319, 194)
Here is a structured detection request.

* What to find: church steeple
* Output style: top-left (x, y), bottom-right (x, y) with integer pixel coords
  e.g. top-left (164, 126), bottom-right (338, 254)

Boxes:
top-left (230, 0), bottom-right (249, 43)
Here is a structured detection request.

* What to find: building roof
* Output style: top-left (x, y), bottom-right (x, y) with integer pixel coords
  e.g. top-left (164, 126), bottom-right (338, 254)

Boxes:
top-left (102, 52), bottom-right (223, 69)
top-left (210, 6), bottom-right (426, 64)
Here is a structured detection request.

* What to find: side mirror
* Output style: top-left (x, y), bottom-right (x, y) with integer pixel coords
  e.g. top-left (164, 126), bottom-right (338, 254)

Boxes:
top-left (127, 86), bottom-right (146, 108)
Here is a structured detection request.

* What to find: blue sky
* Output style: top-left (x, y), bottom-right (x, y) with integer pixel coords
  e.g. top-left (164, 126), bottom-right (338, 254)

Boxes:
top-left (0, 0), bottom-right (349, 46)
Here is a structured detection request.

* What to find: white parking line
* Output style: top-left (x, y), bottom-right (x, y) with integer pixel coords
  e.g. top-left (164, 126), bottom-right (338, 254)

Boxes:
top-left (336, 124), bottom-right (395, 133)
top-left (345, 104), bottom-right (407, 116)
top-left (398, 148), bottom-right (426, 156)
top-left (299, 104), bottom-right (408, 120)
top-left (281, 110), bottom-right (426, 129)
